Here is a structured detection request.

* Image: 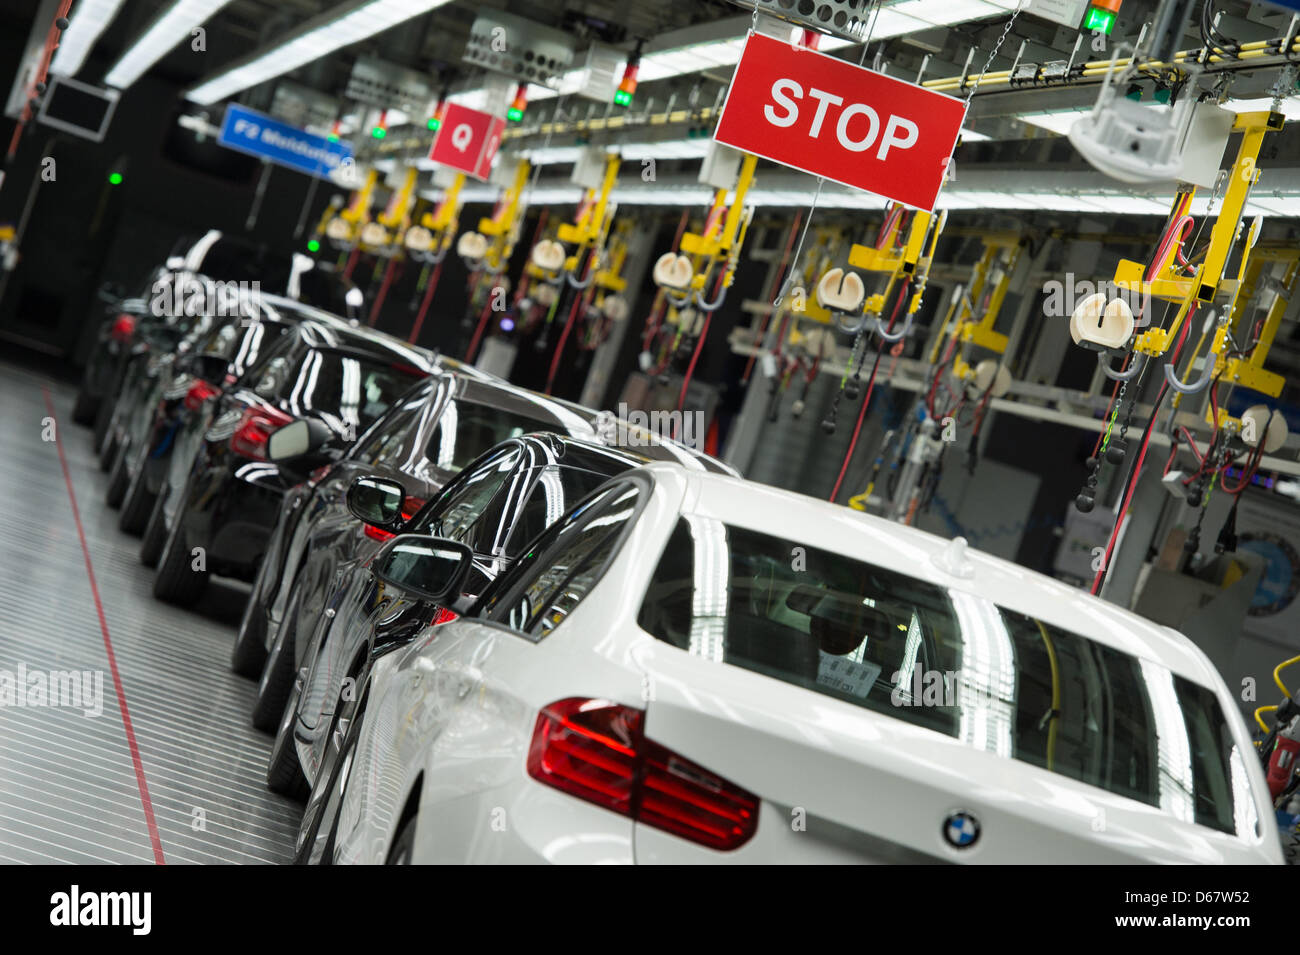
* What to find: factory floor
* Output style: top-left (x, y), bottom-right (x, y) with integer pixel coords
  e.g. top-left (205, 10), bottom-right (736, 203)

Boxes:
top-left (0, 362), bottom-right (299, 863)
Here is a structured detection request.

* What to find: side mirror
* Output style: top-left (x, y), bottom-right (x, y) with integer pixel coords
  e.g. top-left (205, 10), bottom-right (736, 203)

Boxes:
top-left (267, 418), bottom-right (334, 463)
top-left (347, 475), bottom-right (406, 527)
top-left (372, 535), bottom-right (473, 604)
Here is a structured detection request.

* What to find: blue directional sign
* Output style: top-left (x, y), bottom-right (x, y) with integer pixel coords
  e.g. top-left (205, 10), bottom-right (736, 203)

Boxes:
top-left (217, 103), bottom-right (353, 179)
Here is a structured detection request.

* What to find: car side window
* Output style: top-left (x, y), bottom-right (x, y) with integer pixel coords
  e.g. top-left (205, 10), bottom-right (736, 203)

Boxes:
top-left (412, 445), bottom-right (521, 552)
top-left (481, 482), bottom-right (642, 638)
top-left (352, 393), bottom-right (424, 466)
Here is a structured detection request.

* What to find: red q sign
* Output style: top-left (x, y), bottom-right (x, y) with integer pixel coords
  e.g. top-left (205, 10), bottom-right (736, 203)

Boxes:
top-left (429, 102), bottom-right (506, 181)
top-left (713, 32), bottom-right (966, 211)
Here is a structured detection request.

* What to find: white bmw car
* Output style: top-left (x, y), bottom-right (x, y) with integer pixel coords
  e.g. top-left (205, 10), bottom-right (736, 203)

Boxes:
top-left (298, 463), bottom-right (1282, 865)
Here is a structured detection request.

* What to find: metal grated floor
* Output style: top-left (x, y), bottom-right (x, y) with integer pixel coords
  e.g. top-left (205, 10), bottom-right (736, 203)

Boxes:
top-left (0, 362), bottom-right (301, 864)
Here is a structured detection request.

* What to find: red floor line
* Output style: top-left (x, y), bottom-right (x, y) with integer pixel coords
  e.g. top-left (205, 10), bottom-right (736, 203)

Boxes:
top-left (42, 387), bottom-right (167, 865)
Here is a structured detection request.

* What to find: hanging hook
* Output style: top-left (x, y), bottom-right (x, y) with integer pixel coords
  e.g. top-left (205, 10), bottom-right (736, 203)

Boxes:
top-left (1099, 350), bottom-right (1147, 381)
top-left (694, 281), bottom-right (727, 312)
top-left (663, 288), bottom-right (692, 309)
top-left (1162, 353), bottom-right (1217, 394)
top-left (833, 310), bottom-right (868, 335)
top-left (565, 267), bottom-right (595, 290)
top-left (873, 310), bottom-right (914, 343)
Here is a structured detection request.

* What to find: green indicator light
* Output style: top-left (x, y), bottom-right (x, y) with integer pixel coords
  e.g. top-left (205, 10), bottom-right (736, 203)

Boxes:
top-left (506, 107), bottom-right (524, 122)
top-left (613, 89), bottom-right (632, 106)
top-left (108, 172), bottom-right (123, 185)
top-left (328, 134), bottom-right (340, 142)
top-left (307, 239), bottom-right (321, 253)
top-left (1084, 7), bottom-right (1115, 34)
top-left (371, 126), bottom-right (386, 139)
top-left (427, 117), bottom-right (440, 130)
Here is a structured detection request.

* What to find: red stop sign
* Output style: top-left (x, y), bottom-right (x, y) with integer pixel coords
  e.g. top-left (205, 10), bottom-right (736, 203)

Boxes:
top-left (429, 103), bottom-right (505, 181)
top-left (713, 32), bottom-right (967, 211)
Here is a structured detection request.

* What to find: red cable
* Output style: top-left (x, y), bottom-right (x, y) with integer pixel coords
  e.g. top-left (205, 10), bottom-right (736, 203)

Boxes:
top-left (543, 253), bottom-right (597, 394)
top-left (675, 269), bottom-right (728, 412)
top-left (367, 258), bottom-right (399, 326)
top-left (407, 258), bottom-right (444, 343)
top-left (464, 295), bottom-right (495, 364)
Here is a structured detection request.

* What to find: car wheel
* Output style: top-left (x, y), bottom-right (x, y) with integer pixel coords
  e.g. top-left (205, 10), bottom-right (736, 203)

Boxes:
top-left (251, 594), bottom-right (301, 732)
top-left (386, 817), bottom-right (415, 865)
top-left (232, 559), bottom-right (270, 677)
top-left (105, 439), bottom-right (131, 508)
top-left (72, 388), bottom-right (98, 426)
top-left (293, 682), bottom-right (368, 865)
top-left (118, 446), bottom-right (155, 534)
top-left (139, 484), bottom-right (169, 568)
top-left (153, 499), bottom-right (207, 605)
top-left (266, 667), bottom-right (309, 801)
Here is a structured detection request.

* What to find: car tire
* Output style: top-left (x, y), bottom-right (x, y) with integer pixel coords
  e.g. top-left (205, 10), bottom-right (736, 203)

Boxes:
top-left (153, 501), bottom-right (207, 605)
top-left (292, 676), bottom-right (369, 865)
top-left (266, 670), bottom-right (309, 801)
top-left (252, 607), bottom-right (298, 732)
top-left (118, 456), bottom-right (156, 535)
top-left (232, 565), bottom-right (269, 677)
top-left (72, 389), bottom-right (98, 426)
top-left (105, 440), bottom-right (131, 508)
top-left (386, 817), bottom-right (416, 865)
top-left (139, 485), bottom-right (169, 568)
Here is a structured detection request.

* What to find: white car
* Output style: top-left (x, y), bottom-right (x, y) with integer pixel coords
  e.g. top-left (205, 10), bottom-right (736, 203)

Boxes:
top-left (298, 463), bottom-right (1283, 864)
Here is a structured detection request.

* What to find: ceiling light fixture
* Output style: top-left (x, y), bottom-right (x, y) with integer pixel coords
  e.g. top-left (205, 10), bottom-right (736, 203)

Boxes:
top-left (49, 0), bottom-right (127, 79)
top-left (185, 0), bottom-right (454, 105)
top-left (104, 0), bottom-right (236, 89)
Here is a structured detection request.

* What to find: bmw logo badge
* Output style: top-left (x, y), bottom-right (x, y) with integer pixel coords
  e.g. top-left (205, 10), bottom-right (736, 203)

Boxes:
top-left (943, 811), bottom-right (980, 849)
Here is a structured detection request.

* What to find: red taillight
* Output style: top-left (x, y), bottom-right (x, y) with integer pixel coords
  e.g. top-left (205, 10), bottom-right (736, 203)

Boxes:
top-left (526, 698), bottom-right (758, 851)
top-left (184, 379), bottom-right (220, 411)
top-left (431, 606), bottom-right (458, 626)
top-left (362, 496), bottom-right (425, 542)
top-left (110, 314), bottom-right (136, 342)
top-left (229, 406), bottom-right (293, 461)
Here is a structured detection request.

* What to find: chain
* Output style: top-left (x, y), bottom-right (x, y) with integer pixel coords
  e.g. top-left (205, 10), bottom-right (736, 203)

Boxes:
top-left (751, 0), bottom-right (760, 35)
top-left (1099, 379), bottom-right (1127, 454)
top-left (967, 3), bottom-right (1024, 98)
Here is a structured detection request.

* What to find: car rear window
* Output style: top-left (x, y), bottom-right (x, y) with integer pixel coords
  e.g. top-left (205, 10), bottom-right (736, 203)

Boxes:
top-left (271, 349), bottom-right (425, 430)
top-left (637, 519), bottom-right (1255, 837)
top-left (425, 400), bottom-right (555, 471)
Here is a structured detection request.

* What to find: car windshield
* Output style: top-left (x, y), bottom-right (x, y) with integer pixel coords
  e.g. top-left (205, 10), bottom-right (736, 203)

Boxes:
top-left (637, 519), bottom-right (1256, 838)
top-left (424, 400), bottom-right (558, 472)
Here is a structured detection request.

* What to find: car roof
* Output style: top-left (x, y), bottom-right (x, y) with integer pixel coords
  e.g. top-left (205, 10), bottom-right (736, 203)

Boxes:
top-left (643, 463), bottom-right (1223, 691)
top-left (268, 306), bottom-right (437, 372)
top-left (454, 374), bottom-right (598, 438)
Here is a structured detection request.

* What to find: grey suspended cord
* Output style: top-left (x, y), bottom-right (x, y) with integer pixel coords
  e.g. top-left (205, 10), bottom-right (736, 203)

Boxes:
top-left (772, 176), bottom-right (826, 309)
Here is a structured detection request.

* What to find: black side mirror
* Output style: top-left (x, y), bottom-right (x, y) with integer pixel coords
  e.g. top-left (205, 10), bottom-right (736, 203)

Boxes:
top-left (267, 418), bottom-right (334, 463)
top-left (372, 535), bottom-right (473, 603)
top-left (347, 476), bottom-right (406, 528)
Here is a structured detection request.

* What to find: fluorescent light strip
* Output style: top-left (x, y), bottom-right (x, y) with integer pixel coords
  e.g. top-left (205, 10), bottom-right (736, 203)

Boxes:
top-left (186, 0), bottom-right (453, 105)
top-left (49, 0), bottom-right (127, 78)
top-left (105, 0), bottom-right (236, 90)
top-left (442, 179), bottom-right (1300, 216)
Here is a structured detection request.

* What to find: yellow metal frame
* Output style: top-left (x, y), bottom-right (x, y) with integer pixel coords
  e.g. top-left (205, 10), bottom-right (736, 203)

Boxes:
top-left (474, 158), bottom-right (532, 272)
top-left (928, 233), bottom-right (1022, 380)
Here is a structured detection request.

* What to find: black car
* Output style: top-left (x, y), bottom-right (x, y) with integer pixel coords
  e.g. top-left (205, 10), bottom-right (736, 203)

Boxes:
top-left (76, 230), bottom-right (360, 436)
top-left (266, 432), bottom-right (729, 800)
top-left (151, 316), bottom-right (435, 606)
top-left (234, 369), bottom-right (605, 732)
top-left (114, 294), bottom-right (318, 536)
